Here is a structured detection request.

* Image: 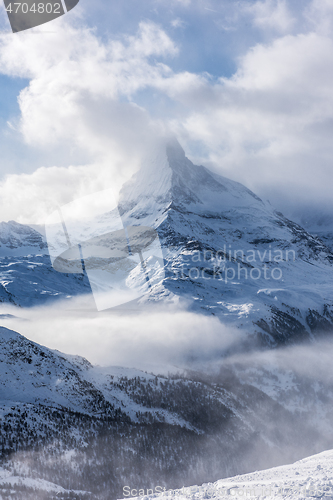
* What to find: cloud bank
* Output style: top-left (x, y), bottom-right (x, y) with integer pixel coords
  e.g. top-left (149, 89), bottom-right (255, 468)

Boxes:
top-left (0, 0), bottom-right (333, 222)
top-left (0, 300), bottom-right (243, 372)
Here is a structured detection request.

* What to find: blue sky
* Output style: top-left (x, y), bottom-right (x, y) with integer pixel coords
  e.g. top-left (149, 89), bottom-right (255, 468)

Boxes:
top-left (0, 0), bottom-right (332, 222)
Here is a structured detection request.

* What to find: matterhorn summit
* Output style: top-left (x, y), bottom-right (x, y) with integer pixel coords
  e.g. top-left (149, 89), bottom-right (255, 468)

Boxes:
top-left (117, 139), bottom-right (333, 346)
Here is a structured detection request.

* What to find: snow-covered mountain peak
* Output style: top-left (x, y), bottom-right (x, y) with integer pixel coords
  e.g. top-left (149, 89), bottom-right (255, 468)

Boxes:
top-left (166, 138), bottom-right (229, 208)
top-left (0, 220), bottom-right (47, 257)
top-left (119, 138), bottom-right (266, 227)
top-left (115, 139), bottom-right (333, 345)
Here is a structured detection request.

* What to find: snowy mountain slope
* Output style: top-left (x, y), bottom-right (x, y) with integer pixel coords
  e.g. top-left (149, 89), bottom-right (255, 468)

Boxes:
top-left (2, 326), bottom-right (332, 498)
top-left (0, 325), bottom-right (312, 439)
top-left (0, 221), bottom-right (47, 257)
top-left (0, 221), bottom-right (93, 306)
top-left (118, 139), bottom-right (333, 345)
top-left (0, 326), bottom-right (115, 416)
top-left (291, 207), bottom-right (333, 252)
top-left (0, 326), bottom-right (192, 427)
top-left (0, 464), bottom-right (92, 500)
top-left (0, 326), bottom-right (217, 429)
top-left (0, 254), bottom-right (92, 306)
top-left (216, 352), bottom-right (333, 448)
top-left (125, 449), bottom-right (333, 500)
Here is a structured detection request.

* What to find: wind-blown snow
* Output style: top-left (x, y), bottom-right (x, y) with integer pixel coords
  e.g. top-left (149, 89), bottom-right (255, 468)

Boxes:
top-left (123, 449), bottom-right (333, 499)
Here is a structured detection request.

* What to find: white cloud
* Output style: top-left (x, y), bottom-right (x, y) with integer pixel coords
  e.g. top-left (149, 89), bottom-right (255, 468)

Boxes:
top-left (171, 18), bottom-right (186, 29)
top-left (247, 0), bottom-right (295, 33)
top-left (0, 161), bottom-right (127, 224)
top-left (0, 20), bottom-right (177, 151)
top-left (0, 19), bottom-right (182, 222)
top-left (305, 0), bottom-right (333, 34)
top-left (1, 2), bottom-right (333, 222)
top-left (0, 15), bottom-right (207, 224)
top-left (166, 30), bottom-right (333, 210)
top-left (0, 300), bottom-right (243, 371)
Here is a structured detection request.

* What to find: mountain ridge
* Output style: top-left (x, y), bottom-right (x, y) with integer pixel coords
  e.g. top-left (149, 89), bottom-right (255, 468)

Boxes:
top-left (0, 325), bottom-right (332, 498)
top-left (1, 140), bottom-right (333, 346)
